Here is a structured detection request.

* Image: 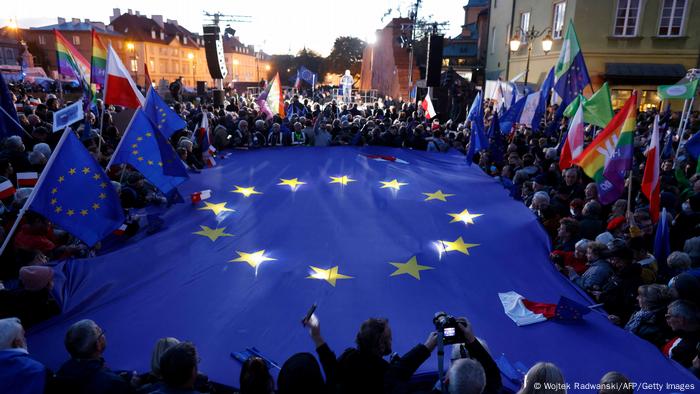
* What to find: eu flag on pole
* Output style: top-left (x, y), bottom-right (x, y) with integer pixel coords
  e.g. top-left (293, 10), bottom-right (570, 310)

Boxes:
top-left (28, 130), bottom-right (124, 246)
top-left (554, 22), bottom-right (591, 103)
top-left (499, 95), bottom-right (527, 134)
top-left (109, 109), bottom-right (188, 195)
top-left (298, 66), bottom-right (317, 85)
top-left (466, 92), bottom-right (487, 165)
top-left (144, 88), bottom-right (187, 138)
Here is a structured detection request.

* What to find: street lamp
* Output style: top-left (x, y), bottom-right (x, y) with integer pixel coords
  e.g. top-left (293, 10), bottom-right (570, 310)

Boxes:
top-left (188, 52), bottom-right (195, 87)
top-left (509, 26), bottom-right (553, 85)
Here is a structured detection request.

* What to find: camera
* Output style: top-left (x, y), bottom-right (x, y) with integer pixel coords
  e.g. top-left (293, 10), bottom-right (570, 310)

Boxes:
top-left (433, 312), bottom-right (466, 345)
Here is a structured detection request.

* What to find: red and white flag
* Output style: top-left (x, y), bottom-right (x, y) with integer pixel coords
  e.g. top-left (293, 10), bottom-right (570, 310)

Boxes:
top-left (191, 190), bottom-right (212, 204)
top-left (104, 44), bottom-right (145, 108)
top-left (113, 223), bottom-right (128, 236)
top-left (559, 101), bottom-right (585, 170)
top-left (421, 93), bottom-right (437, 119)
top-left (642, 115), bottom-right (661, 223)
top-left (498, 291), bottom-right (557, 326)
top-left (16, 172), bottom-right (38, 187)
top-left (0, 179), bottom-right (16, 199)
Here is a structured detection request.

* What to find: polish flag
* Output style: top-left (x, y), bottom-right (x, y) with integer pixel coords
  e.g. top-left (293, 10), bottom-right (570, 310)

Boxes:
top-left (104, 44), bottom-right (145, 108)
top-left (498, 291), bottom-right (557, 326)
top-left (559, 101), bottom-right (585, 170)
top-left (113, 223), bottom-right (128, 236)
top-left (642, 115), bottom-right (661, 223)
top-left (421, 93), bottom-right (437, 119)
top-left (16, 172), bottom-right (38, 187)
top-left (191, 190), bottom-right (212, 204)
top-left (0, 179), bottom-right (16, 199)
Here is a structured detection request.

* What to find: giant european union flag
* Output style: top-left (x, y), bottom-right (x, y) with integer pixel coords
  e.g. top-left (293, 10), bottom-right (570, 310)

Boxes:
top-left (27, 147), bottom-right (695, 390)
top-left (110, 109), bottom-right (188, 195)
top-left (28, 130), bottom-right (124, 246)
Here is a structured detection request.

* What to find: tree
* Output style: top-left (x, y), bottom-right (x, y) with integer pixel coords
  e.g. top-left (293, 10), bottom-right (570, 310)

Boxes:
top-left (325, 36), bottom-right (366, 75)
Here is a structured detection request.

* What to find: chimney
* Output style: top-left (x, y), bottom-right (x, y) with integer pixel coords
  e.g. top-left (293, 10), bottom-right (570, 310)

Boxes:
top-left (135, 11), bottom-right (140, 16)
top-left (72, 18), bottom-right (80, 24)
top-left (57, 17), bottom-right (66, 24)
top-left (84, 19), bottom-right (90, 23)
top-left (128, 9), bottom-right (133, 15)
top-left (110, 8), bottom-right (121, 22)
top-left (167, 19), bottom-right (178, 27)
top-left (93, 22), bottom-right (106, 30)
top-left (107, 25), bottom-right (114, 32)
top-left (152, 15), bottom-right (164, 28)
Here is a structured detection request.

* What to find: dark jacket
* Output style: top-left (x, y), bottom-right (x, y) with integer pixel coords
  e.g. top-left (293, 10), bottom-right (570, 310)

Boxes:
top-left (55, 357), bottom-right (134, 394)
top-left (336, 344), bottom-right (431, 394)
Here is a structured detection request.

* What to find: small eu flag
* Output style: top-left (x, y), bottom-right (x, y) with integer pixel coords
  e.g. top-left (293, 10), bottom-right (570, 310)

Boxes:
top-left (554, 296), bottom-right (591, 321)
top-left (144, 87), bottom-right (187, 138)
top-left (109, 109), bottom-right (188, 195)
top-left (28, 130), bottom-right (124, 246)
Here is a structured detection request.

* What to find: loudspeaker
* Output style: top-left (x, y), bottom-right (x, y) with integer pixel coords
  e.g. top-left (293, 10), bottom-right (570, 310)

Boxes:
top-left (197, 81), bottom-right (207, 96)
top-left (213, 89), bottom-right (225, 106)
top-left (426, 34), bottom-right (444, 87)
top-left (203, 25), bottom-right (228, 80)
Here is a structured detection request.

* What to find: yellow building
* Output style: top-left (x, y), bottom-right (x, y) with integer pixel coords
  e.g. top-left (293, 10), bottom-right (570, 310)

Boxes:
top-left (486, 0), bottom-right (700, 110)
top-left (223, 36), bottom-right (272, 87)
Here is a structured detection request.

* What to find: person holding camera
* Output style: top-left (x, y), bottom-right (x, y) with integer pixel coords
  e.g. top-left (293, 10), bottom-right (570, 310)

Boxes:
top-left (434, 316), bottom-right (501, 394)
top-left (337, 317), bottom-right (437, 394)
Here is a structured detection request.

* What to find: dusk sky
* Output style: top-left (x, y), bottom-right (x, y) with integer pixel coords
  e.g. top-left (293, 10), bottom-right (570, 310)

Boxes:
top-left (4, 0), bottom-right (468, 56)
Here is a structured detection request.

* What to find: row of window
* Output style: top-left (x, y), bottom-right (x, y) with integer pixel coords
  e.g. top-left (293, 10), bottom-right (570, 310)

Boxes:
top-left (616, 0), bottom-right (688, 37)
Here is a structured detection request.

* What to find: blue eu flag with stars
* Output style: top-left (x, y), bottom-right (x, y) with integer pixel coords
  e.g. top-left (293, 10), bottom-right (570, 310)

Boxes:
top-left (28, 130), bottom-right (124, 246)
top-left (144, 88), bottom-right (187, 138)
top-left (110, 109), bottom-right (188, 195)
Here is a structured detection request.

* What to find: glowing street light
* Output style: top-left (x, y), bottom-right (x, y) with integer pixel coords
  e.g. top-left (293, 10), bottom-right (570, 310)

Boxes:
top-left (509, 26), bottom-right (553, 84)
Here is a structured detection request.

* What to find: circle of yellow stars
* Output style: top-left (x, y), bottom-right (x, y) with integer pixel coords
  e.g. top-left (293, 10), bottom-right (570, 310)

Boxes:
top-left (51, 166), bottom-right (109, 217)
top-left (130, 131), bottom-right (163, 167)
top-left (192, 175), bottom-right (481, 286)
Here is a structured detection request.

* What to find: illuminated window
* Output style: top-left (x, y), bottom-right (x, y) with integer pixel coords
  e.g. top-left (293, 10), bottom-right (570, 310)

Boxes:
top-left (520, 12), bottom-right (530, 42)
top-left (611, 89), bottom-right (632, 110)
top-left (552, 2), bottom-right (566, 39)
top-left (38, 35), bottom-right (46, 45)
top-left (72, 35), bottom-right (80, 46)
top-left (151, 30), bottom-right (156, 39)
top-left (614, 0), bottom-right (640, 37)
top-left (658, 0), bottom-right (687, 36)
top-left (130, 59), bottom-right (138, 72)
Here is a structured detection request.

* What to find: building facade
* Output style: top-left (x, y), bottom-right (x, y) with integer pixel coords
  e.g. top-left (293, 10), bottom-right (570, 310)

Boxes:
top-left (441, 0), bottom-right (490, 85)
top-left (486, 0), bottom-right (700, 109)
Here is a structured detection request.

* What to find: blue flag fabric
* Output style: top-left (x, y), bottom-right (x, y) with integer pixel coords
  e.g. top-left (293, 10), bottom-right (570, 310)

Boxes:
top-left (660, 129), bottom-right (674, 160)
top-left (487, 112), bottom-right (505, 165)
top-left (554, 52), bottom-right (591, 104)
top-left (28, 130), bottom-right (124, 246)
top-left (298, 66), bottom-right (317, 85)
top-left (499, 95), bottom-right (527, 134)
top-left (685, 131), bottom-right (700, 160)
top-left (554, 296), bottom-right (590, 321)
top-left (145, 88), bottom-right (187, 139)
top-left (531, 68), bottom-right (554, 132)
top-left (0, 73), bottom-right (23, 139)
top-left (26, 146), bottom-right (697, 390)
top-left (654, 208), bottom-right (671, 266)
top-left (110, 109), bottom-right (188, 195)
top-left (466, 92), bottom-right (487, 165)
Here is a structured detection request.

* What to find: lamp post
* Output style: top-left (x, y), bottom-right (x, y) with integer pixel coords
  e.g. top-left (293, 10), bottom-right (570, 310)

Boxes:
top-left (509, 26), bottom-right (553, 85)
top-left (187, 53), bottom-right (196, 88)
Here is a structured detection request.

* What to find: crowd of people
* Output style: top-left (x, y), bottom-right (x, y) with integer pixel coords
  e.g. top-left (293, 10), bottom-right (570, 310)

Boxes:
top-left (1, 79), bottom-right (700, 393)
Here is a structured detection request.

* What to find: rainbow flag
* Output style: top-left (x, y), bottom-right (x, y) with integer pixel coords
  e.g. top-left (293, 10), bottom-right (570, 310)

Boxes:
top-left (90, 29), bottom-right (107, 89)
top-left (573, 91), bottom-right (637, 205)
top-left (55, 30), bottom-right (90, 84)
top-left (255, 73), bottom-right (285, 119)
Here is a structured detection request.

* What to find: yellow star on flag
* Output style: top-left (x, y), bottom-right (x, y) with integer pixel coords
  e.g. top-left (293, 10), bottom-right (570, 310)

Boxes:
top-left (193, 225), bottom-right (233, 242)
top-left (329, 176), bottom-right (355, 186)
top-left (423, 190), bottom-right (455, 202)
top-left (448, 209), bottom-right (483, 225)
top-left (277, 178), bottom-right (306, 190)
top-left (68, 168), bottom-right (76, 175)
top-left (439, 237), bottom-right (479, 255)
top-left (230, 250), bottom-right (276, 269)
top-left (380, 179), bottom-right (408, 190)
top-left (82, 167), bottom-right (90, 174)
top-left (198, 201), bottom-right (234, 215)
top-left (307, 266), bottom-right (353, 287)
top-left (232, 185), bottom-right (262, 197)
top-left (389, 256), bottom-right (434, 280)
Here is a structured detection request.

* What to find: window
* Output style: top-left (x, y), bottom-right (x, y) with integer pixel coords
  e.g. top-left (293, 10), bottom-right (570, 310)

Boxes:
top-left (520, 12), bottom-right (530, 42)
top-left (160, 31), bottom-right (164, 40)
top-left (614, 0), bottom-right (641, 36)
top-left (130, 59), bottom-right (138, 72)
top-left (658, 0), bottom-right (687, 36)
top-left (151, 30), bottom-right (156, 39)
top-left (552, 2), bottom-right (566, 39)
top-left (490, 26), bottom-right (497, 53)
top-left (183, 36), bottom-right (188, 44)
top-left (149, 59), bottom-right (155, 72)
top-left (38, 35), bottom-right (46, 45)
top-left (505, 23), bottom-right (511, 45)
top-left (72, 35), bottom-right (80, 46)
top-left (611, 89), bottom-right (632, 110)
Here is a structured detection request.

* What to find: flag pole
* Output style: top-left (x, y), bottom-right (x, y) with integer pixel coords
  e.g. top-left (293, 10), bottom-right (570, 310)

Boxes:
top-left (0, 105), bottom-right (33, 139)
top-left (674, 96), bottom-right (694, 164)
top-left (0, 128), bottom-right (72, 256)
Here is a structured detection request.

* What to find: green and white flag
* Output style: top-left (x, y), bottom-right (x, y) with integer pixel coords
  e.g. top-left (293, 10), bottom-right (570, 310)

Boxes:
top-left (658, 80), bottom-right (698, 100)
